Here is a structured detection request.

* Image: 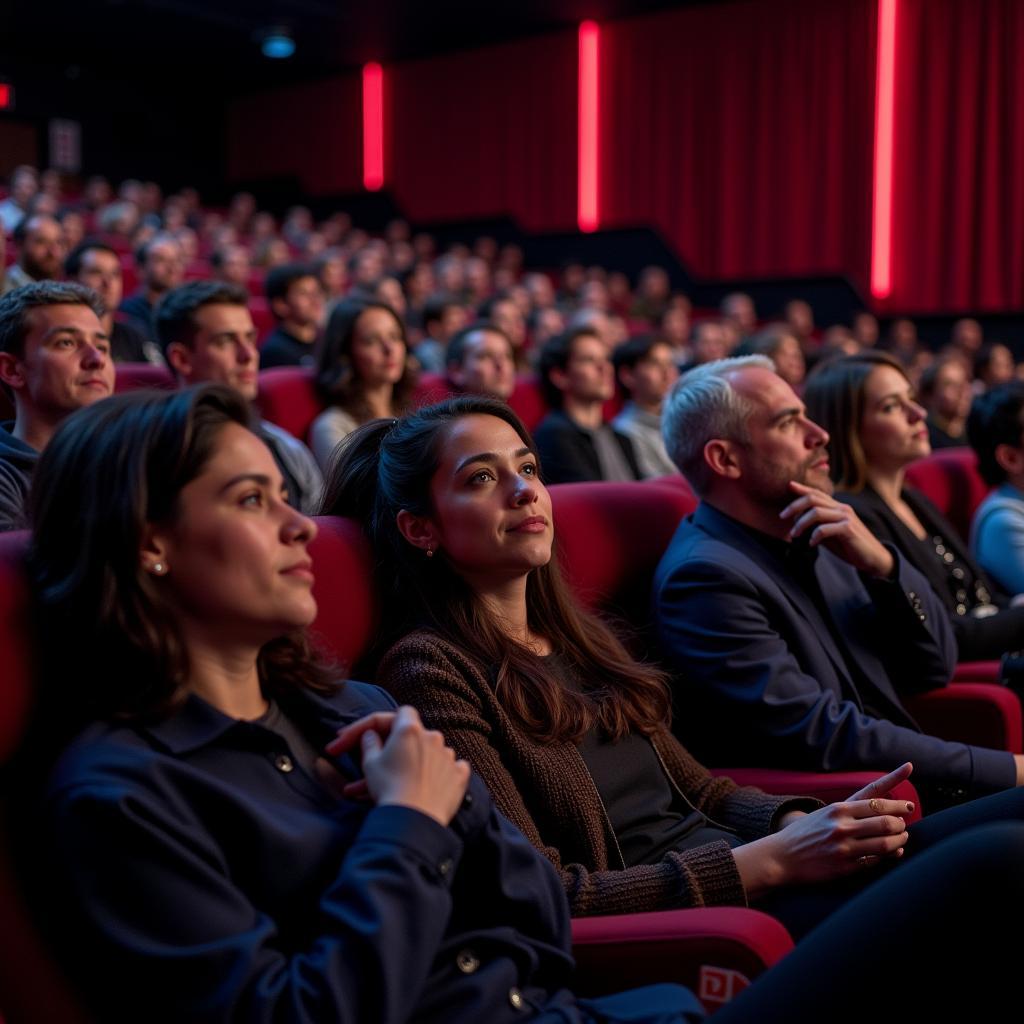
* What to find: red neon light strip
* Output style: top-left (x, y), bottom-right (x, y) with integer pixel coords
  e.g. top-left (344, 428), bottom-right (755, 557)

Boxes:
top-left (363, 62), bottom-right (384, 191)
top-left (578, 21), bottom-right (600, 233)
top-left (0, 84), bottom-right (10, 110)
top-left (871, 0), bottom-right (897, 299)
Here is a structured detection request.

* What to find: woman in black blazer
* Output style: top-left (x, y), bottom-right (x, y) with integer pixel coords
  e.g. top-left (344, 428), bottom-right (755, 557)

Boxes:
top-left (805, 350), bottom-right (1024, 663)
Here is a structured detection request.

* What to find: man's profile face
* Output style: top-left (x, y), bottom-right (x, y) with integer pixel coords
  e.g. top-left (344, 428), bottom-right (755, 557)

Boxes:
top-left (555, 334), bottom-right (614, 404)
top-left (723, 366), bottom-right (832, 508)
top-left (170, 303), bottom-right (259, 402)
top-left (144, 240), bottom-right (185, 293)
top-left (3, 304), bottom-right (113, 420)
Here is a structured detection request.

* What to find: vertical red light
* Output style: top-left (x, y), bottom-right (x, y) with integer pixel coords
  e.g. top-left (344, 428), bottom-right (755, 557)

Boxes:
top-left (0, 84), bottom-right (10, 110)
top-left (871, 0), bottom-right (898, 299)
top-left (578, 21), bottom-right (600, 233)
top-left (363, 62), bottom-right (385, 191)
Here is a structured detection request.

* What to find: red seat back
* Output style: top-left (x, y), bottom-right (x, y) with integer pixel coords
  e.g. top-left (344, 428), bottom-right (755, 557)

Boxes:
top-left (308, 517), bottom-right (378, 671)
top-left (113, 363), bottom-right (175, 393)
top-left (905, 447), bottom-right (991, 543)
top-left (256, 366), bottom-right (324, 443)
top-left (550, 481), bottom-right (695, 629)
top-left (508, 374), bottom-right (549, 431)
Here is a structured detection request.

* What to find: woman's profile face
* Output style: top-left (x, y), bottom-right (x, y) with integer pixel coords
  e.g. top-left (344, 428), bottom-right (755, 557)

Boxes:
top-left (858, 364), bottom-right (930, 472)
top-left (425, 414), bottom-right (553, 590)
top-left (350, 307), bottom-right (406, 388)
top-left (144, 422), bottom-right (319, 649)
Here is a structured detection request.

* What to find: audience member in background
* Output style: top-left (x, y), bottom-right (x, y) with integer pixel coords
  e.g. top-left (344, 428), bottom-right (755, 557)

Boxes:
top-left (918, 355), bottom-right (972, 448)
top-left (1, 214), bottom-right (65, 296)
top-left (259, 263), bottom-right (325, 369)
top-left (883, 318), bottom-right (920, 367)
top-left (372, 275), bottom-right (407, 321)
top-left (974, 342), bottom-right (1016, 393)
top-left (118, 233), bottom-right (184, 337)
top-left (323, 396), bottom-right (1024, 963)
top-left (806, 351), bottom-right (1024, 671)
top-left (720, 292), bottom-right (757, 341)
top-left (480, 293), bottom-right (529, 369)
top-left (56, 208), bottom-right (85, 253)
top-left (819, 325), bottom-right (862, 358)
top-left (783, 300), bottom-right (817, 353)
top-left (0, 282), bottom-right (113, 530)
top-left (413, 294), bottom-right (468, 374)
top-left (969, 383), bottom-right (1024, 597)
top-left (531, 306), bottom-right (566, 351)
top-left (654, 356), bottom-right (1023, 807)
top-left (659, 304), bottom-right (691, 361)
top-left (315, 248), bottom-right (349, 306)
top-left (685, 319), bottom-right (729, 369)
top-left (309, 298), bottom-right (415, 469)
top-left (210, 243), bottom-right (251, 289)
top-left (630, 265), bottom-right (671, 324)
top-left (534, 328), bottom-right (641, 484)
top-left (65, 240), bottom-right (162, 365)
top-left (0, 165), bottom-right (39, 233)
top-left (950, 317), bottom-right (984, 363)
top-left (556, 262), bottom-right (585, 312)
top-left (853, 311), bottom-right (880, 349)
top-left (736, 325), bottom-right (806, 391)
top-left (445, 322), bottom-right (516, 402)
top-left (155, 281), bottom-right (322, 513)
top-left (611, 335), bottom-right (680, 478)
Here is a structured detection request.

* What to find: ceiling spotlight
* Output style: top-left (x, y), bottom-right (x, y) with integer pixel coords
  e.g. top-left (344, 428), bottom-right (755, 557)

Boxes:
top-left (261, 28), bottom-right (295, 60)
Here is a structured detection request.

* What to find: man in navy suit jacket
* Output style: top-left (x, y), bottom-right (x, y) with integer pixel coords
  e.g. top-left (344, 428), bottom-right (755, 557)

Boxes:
top-left (653, 355), bottom-right (1023, 804)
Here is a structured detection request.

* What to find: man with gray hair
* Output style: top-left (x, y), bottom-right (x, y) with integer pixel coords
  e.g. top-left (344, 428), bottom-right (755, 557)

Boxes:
top-left (654, 355), bottom-right (1024, 806)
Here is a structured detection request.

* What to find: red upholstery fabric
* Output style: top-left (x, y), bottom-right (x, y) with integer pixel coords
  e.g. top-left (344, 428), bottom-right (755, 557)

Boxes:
top-left (550, 481), bottom-right (696, 620)
top-left (412, 373), bottom-right (455, 408)
top-left (713, 769), bottom-right (922, 825)
top-left (0, 537), bottom-right (90, 1023)
top-left (256, 366), bottom-right (323, 443)
top-left (113, 363), bottom-right (175, 393)
top-left (904, 447), bottom-right (991, 543)
top-left (307, 517), bottom-right (377, 672)
top-left (905, 683), bottom-right (1023, 755)
top-left (571, 907), bottom-right (792, 1010)
top-left (508, 375), bottom-right (548, 432)
top-left (953, 660), bottom-right (1001, 682)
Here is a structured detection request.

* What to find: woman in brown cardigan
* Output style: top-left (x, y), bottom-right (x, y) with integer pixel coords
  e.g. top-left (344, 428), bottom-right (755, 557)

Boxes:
top-left (317, 395), bottom-right (957, 939)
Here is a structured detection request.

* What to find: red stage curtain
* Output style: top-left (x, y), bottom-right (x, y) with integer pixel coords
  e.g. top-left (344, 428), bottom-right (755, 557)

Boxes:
top-left (889, 0), bottom-right (1024, 312)
top-left (599, 0), bottom-right (876, 288)
top-left (227, 75), bottom-right (362, 197)
top-left (388, 32), bottom-right (578, 232)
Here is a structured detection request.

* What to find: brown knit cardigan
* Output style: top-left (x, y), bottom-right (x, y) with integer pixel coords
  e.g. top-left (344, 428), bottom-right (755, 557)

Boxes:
top-left (378, 629), bottom-right (820, 918)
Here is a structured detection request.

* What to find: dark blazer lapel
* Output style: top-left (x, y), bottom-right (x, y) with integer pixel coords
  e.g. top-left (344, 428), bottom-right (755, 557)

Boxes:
top-left (693, 503), bottom-right (863, 701)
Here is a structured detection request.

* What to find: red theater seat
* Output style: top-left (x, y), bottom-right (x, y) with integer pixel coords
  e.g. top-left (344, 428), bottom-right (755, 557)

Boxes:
top-left (257, 366), bottom-right (323, 442)
top-left (114, 362), bottom-right (175, 392)
top-left (905, 447), bottom-right (990, 543)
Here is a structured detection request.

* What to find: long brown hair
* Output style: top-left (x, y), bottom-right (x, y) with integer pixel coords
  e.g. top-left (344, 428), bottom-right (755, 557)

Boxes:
top-left (314, 298), bottom-right (417, 422)
top-left (804, 350), bottom-right (910, 492)
top-left (322, 395), bottom-right (671, 742)
top-left (29, 384), bottom-right (336, 729)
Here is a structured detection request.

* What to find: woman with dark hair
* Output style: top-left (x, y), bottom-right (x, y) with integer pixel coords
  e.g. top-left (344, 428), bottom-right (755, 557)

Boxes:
top-left (322, 395), bottom-right (1024, 947)
top-left (31, 384), bottom-right (726, 1024)
top-left (308, 298), bottom-right (416, 470)
top-left (804, 350), bottom-right (1024, 663)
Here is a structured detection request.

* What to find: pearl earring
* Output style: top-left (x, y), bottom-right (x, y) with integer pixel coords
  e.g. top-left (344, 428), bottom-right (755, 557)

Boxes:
top-left (152, 562), bottom-right (166, 575)
top-left (425, 547), bottom-right (434, 558)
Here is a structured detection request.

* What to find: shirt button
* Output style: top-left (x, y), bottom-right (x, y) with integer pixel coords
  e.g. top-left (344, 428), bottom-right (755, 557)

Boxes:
top-left (456, 949), bottom-right (480, 974)
top-left (508, 988), bottom-right (524, 1010)
top-left (438, 858), bottom-right (453, 877)
top-left (908, 591), bottom-right (917, 601)
top-left (274, 754), bottom-right (294, 773)
top-left (462, 792), bottom-right (474, 808)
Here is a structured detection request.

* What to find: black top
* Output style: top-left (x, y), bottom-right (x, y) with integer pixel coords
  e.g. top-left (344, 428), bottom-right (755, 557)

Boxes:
top-left (578, 728), bottom-right (742, 866)
top-left (260, 326), bottom-right (317, 369)
top-left (110, 318), bottom-right (156, 363)
top-left (926, 416), bottom-right (967, 450)
top-left (841, 484), bottom-right (1024, 661)
top-left (533, 409), bottom-right (642, 485)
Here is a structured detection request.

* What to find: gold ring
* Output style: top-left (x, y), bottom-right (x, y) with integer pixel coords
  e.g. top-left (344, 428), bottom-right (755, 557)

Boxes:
top-left (869, 798), bottom-right (879, 813)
